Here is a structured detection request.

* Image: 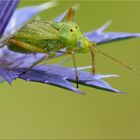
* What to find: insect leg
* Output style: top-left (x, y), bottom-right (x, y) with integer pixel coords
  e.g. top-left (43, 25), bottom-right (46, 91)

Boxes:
top-left (0, 40), bottom-right (8, 48)
top-left (20, 54), bottom-right (49, 75)
top-left (90, 44), bottom-right (140, 76)
top-left (89, 41), bottom-right (96, 74)
top-left (10, 39), bottom-right (49, 74)
top-left (71, 51), bottom-right (79, 88)
top-left (0, 37), bottom-right (12, 48)
top-left (89, 48), bottom-right (95, 74)
top-left (20, 51), bottom-right (58, 75)
top-left (51, 50), bottom-right (80, 88)
top-left (10, 39), bottom-right (47, 53)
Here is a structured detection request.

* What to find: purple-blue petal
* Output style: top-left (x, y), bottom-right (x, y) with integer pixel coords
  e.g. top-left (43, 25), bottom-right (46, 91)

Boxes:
top-left (0, 54), bottom-right (122, 93)
top-left (10, 65), bottom-right (121, 94)
top-left (17, 68), bottom-right (82, 94)
top-left (84, 21), bottom-right (140, 44)
top-left (53, 12), bottom-right (66, 22)
top-left (35, 65), bottom-right (122, 93)
top-left (0, 68), bottom-right (19, 84)
top-left (85, 80), bottom-right (123, 94)
top-left (0, 0), bottom-right (19, 38)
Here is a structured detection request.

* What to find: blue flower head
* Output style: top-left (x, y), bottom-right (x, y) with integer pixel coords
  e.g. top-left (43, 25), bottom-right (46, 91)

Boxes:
top-left (0, 0), bottom-right (140, 94)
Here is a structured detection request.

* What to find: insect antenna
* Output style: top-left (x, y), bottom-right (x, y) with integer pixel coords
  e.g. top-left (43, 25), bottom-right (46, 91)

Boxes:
top-left (89, 44), bottom-right (140, 75)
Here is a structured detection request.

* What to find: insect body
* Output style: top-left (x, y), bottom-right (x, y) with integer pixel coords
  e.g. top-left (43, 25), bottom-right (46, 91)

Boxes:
top-left (9, 20), bottom-right (91, 54)
top-left (1, 8), bottom-right (140, 88)
top-left (8, 19), bottom-right (93, 87)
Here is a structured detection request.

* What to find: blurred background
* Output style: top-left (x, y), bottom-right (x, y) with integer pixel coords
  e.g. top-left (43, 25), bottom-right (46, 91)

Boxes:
top-left (0, 0), bottom-right (140, 139)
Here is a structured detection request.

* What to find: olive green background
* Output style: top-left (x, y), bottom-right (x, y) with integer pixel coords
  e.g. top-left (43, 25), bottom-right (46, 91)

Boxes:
top-left (0, 0), bottom-right (140, 139)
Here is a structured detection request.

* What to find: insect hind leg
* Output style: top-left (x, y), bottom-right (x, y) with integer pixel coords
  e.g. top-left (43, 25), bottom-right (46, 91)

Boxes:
top-left (20, 54), bottom-right (49, 75)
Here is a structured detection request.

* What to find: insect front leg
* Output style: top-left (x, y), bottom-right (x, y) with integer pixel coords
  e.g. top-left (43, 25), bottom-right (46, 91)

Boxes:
top-left (89, 48), bottom-right (95, 74)
top-left (58, 50), bottom-right (79, 88)
top-left (89, 41), bottom-right (96, 74)
top-left (71, 51), bottom-right (79, 88)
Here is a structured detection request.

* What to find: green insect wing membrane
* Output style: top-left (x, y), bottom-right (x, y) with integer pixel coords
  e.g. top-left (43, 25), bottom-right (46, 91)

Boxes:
top-left (14, 20), bottom-right (60, 40)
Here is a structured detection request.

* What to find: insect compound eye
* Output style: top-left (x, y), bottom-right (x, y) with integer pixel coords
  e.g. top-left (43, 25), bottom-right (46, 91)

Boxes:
top-left (77, 40), bottom-right (82, 48)
top-left (70, 29), bottom-right (73, 32)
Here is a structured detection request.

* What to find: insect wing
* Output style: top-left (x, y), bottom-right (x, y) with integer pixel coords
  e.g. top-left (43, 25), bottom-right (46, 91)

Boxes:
top-left (14, 20), bottom-right (60, 40)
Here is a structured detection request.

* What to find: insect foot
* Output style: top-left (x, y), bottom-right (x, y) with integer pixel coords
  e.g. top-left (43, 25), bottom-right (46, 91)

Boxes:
top-left (20, 71), bottom-right (27, 76)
